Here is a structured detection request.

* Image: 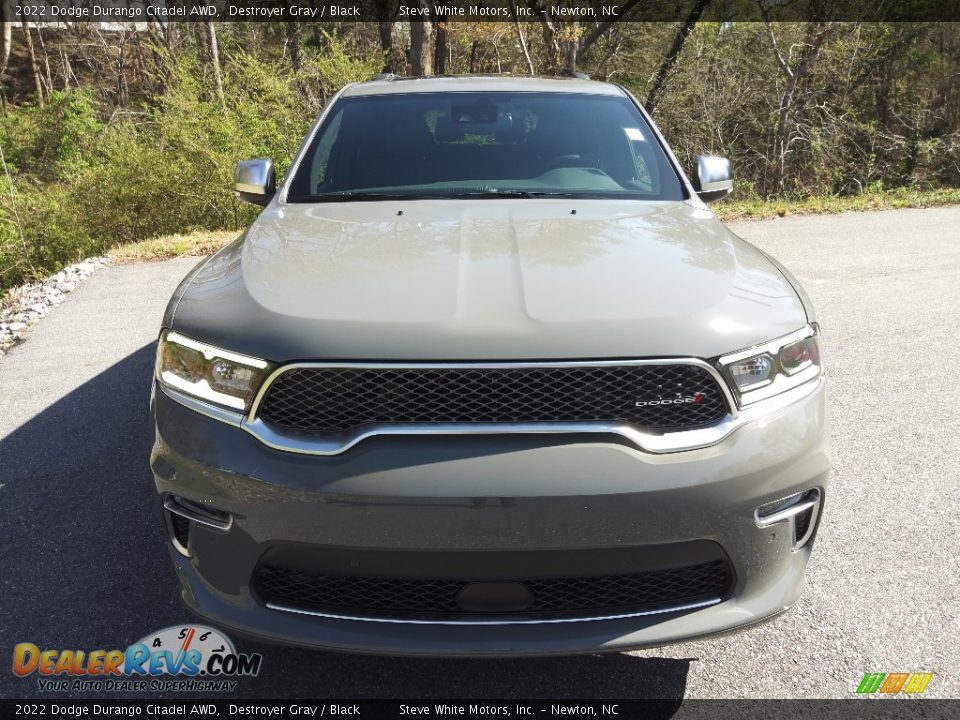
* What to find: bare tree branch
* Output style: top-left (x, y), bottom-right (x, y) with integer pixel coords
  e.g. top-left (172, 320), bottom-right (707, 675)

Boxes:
top-left (646, 0), bottom-right (712, 113)
top-left (576, 0), bottom-right (643, 60)
top-left (761, 4), bottom-right (793, 79)
top-left (509, 0), bottom-right (535, 74)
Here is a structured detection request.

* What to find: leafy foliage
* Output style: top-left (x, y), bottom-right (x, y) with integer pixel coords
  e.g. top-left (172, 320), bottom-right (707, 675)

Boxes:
top-left (2, 21), bottom-right (960, 291)
top-left (0, 41), bottom-right (375, 290)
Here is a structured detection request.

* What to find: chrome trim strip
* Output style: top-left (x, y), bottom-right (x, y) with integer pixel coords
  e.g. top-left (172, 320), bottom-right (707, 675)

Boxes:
top-left (165, 330), bottom-right (269, 368)
top-left (718, 326), bottom-right (815, 366)
top-left (163, 496), bottom-right (233, 533)
top-left (754, 491), bottom-right (819, 528)
top-left (240, 375), bottom-right (820, 457)
top-left (754, 488), bottom-right (822, 552)
top-left (157, 384), bottom-right (245, 427)
top-left (731, 363), bottom-right (821, 408)
top-left (242, 416), bottom-right (731, 456)
top-left (264, 596), bottom-right (722, 626)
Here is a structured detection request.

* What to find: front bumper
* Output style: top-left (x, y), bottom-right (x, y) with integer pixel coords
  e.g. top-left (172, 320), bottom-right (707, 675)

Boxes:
top-left (151, 378), bottom-right (829, 656)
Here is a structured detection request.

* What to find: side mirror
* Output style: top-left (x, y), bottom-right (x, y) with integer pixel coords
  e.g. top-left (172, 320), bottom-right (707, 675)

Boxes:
top-left (693, 155), bottom-right (733, 203)
top-left (235, 158), bottom-right (276, 206)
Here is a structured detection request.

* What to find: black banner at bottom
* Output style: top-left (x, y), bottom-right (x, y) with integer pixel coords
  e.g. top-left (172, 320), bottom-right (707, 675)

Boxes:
top-left (1, 700), bottom-right (957, 720)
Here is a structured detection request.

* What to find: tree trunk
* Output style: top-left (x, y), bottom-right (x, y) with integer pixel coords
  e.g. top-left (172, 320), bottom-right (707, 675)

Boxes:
top-left (379, 22), bottom-right (395, 73)
top-left (1, 21), bottom-right (13, 82)
top-left (206, 21), bottom-right (225, 109)
top-left (115, 30), bottom-right (130, 107)
top-left (509, 0), bottom-right (535, 74)
top-left (469, 40), bottom-right (479, 74)
top-left (764, 21), bottom-right (835, 194)
top-left (645, 0), bottom-right (711, 113)
top-left (529, 1), bottom-right (562, 73)
top-left (564, 35), bottom-right (577, 72)
top-left (35, 26), bottom-right (53, 95)
top-left (434, 12), bottom-right (448, 75)
top-left (59, 43), bottom-right (74, 90)
top-left (0, 0), bottom-right (13, 101)
top-left (21, 20), bottom-right (45, 105)
top-left (287, 21), bottom-right (304, 73)
top-left (165, 21), bottom-right (179, 54)
top-left (373, 0), bottom-right (398, 73)
top-left (287, 21), bottom-right (319, 109)
top-left (409, 9), bottom-right (433, 76)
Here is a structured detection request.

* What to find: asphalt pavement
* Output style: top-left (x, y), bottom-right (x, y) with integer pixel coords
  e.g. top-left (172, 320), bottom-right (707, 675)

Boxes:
top-left (1, 206), bottom-right (958, 700)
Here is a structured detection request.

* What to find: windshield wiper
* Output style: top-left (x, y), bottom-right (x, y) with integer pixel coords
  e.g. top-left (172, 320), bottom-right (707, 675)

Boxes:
top-left (293, 189), bottom-right (611, 202)
top-left (522, 191), bottom-right (604, 198)
top-left (448, 190), bottom-right (608, 199)
top-left (444, 189), bottom-right (537, 199)
top-left (300, 191), bottom-right (450, 202)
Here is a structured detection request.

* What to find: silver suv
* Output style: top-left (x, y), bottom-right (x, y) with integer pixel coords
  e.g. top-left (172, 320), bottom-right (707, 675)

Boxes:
top-left (152, 76), bottom-right (828, 655)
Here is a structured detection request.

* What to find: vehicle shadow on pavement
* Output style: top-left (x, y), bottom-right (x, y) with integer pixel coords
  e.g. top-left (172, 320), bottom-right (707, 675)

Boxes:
top-left (0, 344), bottom-right (181, 670)
top-left (0, 343), bottom-right (692, 702)
top-left (233, 643), bottom-right (693, 700)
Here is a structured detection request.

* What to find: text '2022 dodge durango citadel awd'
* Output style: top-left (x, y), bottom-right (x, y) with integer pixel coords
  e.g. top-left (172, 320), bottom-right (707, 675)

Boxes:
top-left (151, 76), bottom-right (829, 656)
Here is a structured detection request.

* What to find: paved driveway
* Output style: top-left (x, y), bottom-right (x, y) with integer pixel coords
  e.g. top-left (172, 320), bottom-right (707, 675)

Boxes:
top-left (1, 207), bottom-right (958, 699)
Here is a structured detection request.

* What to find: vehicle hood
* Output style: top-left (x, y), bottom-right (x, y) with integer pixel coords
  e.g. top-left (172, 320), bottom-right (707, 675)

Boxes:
top-left (170, 200), bottom-right (807, 361)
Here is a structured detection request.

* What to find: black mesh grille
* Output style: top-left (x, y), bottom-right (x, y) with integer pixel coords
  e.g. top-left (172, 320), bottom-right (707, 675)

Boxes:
top-left (254, 561), bottom-right (733, 620)
top-left (256, 364), bottom-right (729, 435)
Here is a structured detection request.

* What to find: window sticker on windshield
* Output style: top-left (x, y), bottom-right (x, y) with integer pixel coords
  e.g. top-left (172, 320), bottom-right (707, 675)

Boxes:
top-left (624, 127), bottom-right (645, 142)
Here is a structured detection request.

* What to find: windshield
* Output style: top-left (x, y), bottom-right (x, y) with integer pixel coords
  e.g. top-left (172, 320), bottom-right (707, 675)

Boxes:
top-left (287, 92), bottom-right (686, 202)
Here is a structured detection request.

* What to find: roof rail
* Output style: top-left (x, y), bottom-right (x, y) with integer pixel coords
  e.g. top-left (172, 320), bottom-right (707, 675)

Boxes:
top-left (374, 72), bottom-right (397, 81)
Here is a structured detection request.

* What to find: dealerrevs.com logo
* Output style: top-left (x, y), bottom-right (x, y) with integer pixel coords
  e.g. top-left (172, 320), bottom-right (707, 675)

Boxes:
top-left (13, 625), bottom-right (262, 693)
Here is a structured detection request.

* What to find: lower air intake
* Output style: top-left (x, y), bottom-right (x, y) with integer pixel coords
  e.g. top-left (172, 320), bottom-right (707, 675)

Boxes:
top-left (254, 560), bottom-right (733, 622)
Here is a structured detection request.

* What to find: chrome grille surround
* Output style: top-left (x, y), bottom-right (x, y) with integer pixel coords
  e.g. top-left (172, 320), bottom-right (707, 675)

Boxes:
top-left (253, 360), bottom-right (732, 436)
top-left (158, 371), bottom-right (825, 456)
top-left (234, 359), bottom-right (738, 455)
top-left (156, 358), bottom-right (836, 457)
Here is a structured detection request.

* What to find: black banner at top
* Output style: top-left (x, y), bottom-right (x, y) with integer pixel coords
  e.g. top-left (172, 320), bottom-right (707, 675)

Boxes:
top-left (7, 0), bottom-right (960, 24)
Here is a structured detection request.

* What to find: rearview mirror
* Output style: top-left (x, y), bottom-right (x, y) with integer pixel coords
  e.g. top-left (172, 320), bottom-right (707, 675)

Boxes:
top-left (235, 158), bottom-right (276, 206)
top-left (693, 156), bottom-right (733, 203)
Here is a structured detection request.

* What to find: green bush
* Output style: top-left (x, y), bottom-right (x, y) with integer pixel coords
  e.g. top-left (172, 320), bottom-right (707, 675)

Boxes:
top-left (0, 90), bottom-right (103, 183)
top-left (0, 43), bottom-right (377, 292)
top-left (73, 53), bottom-right (312, 245)
top-left (0, 184), bottom-right (101, 289)
top-left (1, 90), bottom-right (105, 288)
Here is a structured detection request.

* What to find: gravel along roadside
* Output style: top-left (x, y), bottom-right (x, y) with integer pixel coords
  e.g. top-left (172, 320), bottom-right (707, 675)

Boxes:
top-left (0, 256), bottom-right (111, 357)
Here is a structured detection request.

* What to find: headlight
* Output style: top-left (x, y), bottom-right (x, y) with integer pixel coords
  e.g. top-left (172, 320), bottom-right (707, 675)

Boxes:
top-left (155, 330), bottom-right (271, 411)
top-left (718, 326), bottom-right (822, 406)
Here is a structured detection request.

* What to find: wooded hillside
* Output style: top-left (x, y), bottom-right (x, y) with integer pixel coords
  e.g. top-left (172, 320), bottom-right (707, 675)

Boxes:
top-left (1, 15), bottom-right (959, 290)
